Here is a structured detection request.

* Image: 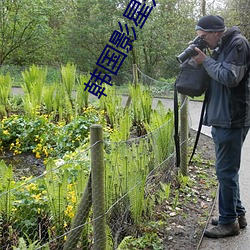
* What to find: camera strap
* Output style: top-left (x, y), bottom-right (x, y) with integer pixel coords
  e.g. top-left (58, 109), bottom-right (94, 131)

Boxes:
top-left (189, 91), bottom-right (208, 164)
top-left (174, 82), bottom-right (181, 168)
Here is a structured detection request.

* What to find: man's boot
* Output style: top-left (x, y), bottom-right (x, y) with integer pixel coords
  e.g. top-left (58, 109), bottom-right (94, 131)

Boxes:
top-left (204, 222), bottom-right (240, 238)
top-left (211, 214), bottom-right (247, 229)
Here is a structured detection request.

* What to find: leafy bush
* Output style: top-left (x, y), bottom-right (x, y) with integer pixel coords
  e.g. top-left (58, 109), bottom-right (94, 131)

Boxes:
top-left (0, 106), bottom-right (104, 158)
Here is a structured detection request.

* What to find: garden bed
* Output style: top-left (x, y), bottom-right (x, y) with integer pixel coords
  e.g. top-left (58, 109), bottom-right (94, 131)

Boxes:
top-left (0, 130), bottom-right (217, 250)
top-left (160, 130), bottom-right (217, 250)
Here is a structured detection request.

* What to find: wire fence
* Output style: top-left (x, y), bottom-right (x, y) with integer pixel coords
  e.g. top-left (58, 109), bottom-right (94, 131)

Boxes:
top-left (0, 66), bottom-right (191, 249)
top-left (138, 67), bottom-right (175, 93)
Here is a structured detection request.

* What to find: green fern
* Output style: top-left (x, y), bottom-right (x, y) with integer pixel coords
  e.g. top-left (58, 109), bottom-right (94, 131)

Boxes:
top-left (60, 63), bottom-right (76, 99)
top-left (0, 160), bottom-right (14, 221)
top-left (43, 159), bottom-right (68, 228)
top-left (21, 65), bottom-right (47, 118)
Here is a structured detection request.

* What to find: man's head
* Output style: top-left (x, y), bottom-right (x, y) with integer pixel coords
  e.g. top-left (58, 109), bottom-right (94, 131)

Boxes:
top-left (195, 15), bottom-right (225, 49)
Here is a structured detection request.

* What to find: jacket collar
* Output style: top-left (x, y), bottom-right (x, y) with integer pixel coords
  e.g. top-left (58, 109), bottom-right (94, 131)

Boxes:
top-left (221, 26), bottom-right (241, 46)
top-left (212, 26), bottom-right (241, 58)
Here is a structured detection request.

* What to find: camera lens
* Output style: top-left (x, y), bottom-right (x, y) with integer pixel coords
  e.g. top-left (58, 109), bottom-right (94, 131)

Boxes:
top-left (176, 44), bottom-right (198, 63)
top-left (176, 36), bottom-right (208, 63)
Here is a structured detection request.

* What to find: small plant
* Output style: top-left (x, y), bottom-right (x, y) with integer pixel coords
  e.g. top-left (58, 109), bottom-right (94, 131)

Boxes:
top-left (99, 83), bottom-right (123, 128)
top-left (129, 84), bottom-right (153, 134)
top-left (158, 182), bottom-right (171, 203)
top-left (43, 85), bottom-right (56, 114)
top-left (178, 173), bottom-right (191, 189)
top-left (76, 74), bottom-right (90, 113)
top-left (0, 73), bottom-right (12, 117)
top-left (172, 190), bottom-right (180, 210)
top-left (21, 65), bottom-right (47, 118)
top-left (12, 176), bottom-right (49, 241)
top-left (145, 100), bottom-right (175, 164)
top-left (60, 63), bottom-right (76, 103)
top-left (0, 161), bottom-right (15, 221)
top-left (117, 233), bottom-right (163, 250)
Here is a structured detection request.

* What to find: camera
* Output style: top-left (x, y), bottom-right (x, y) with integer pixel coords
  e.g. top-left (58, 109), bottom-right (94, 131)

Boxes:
top-left (176, 36), bottom-right (208, 63)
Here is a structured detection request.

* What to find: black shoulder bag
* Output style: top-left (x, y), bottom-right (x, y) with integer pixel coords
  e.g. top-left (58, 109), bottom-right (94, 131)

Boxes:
top-left (175, 58), bottom-right (208, 97)
top-left (174, 58), bottom-right (210, 168)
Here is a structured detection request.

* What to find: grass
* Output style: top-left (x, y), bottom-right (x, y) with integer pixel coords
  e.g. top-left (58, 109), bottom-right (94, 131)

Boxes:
top-left (0, 65), bottom-right (61, 86)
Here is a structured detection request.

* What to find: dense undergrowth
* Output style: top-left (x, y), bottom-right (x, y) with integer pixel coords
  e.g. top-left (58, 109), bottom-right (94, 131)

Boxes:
top-left (0, 64), bottom-right (215, 249)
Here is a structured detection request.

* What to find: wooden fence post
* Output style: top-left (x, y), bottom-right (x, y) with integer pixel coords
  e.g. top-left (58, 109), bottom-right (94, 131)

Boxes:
top-left (133, 63), bottom-right (138, 86)
top-left (91, 124), bottom-right (106, 250)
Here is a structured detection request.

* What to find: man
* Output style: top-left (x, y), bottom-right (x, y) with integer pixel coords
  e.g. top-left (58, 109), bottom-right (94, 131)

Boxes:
top-left (192, 15), bottom-right (250, 238)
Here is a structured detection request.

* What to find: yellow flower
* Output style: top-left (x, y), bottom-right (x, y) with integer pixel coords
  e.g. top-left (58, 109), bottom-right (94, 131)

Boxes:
top-left (26, 183), bottom-right (37, 191)
top-left (71, 195), bottom-right (76, 204)
top-left (12, 207), bottom-right (17, 212)
top-left (14, 149), bottom-right (22, 155)
top-left (36, 152), bottom-right (41, 159)
top-left (32, 193), bottom-right (42, 201)
top-left (100, 110), bottom-right (106, 115)
top-left (3, 130), bottom-right (9, 135)
top-left (65, 205), bottom-right (74, 218)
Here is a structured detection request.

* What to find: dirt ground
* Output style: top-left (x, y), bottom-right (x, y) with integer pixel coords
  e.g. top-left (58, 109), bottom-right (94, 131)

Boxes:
top-left (159, 130), bottom-right (217, 250)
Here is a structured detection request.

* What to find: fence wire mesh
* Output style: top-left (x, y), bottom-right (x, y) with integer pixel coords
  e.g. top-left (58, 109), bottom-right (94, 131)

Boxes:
top-left (0, 66), bottom-right (191, 249)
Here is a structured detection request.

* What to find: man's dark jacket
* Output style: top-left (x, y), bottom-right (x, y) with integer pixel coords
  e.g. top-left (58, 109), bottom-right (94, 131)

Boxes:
top-left (203, 26), bottom-right (250, 128)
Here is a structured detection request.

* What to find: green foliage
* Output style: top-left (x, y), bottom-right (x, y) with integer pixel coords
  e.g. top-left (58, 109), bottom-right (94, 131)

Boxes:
top-left (12, 176), bottom-right (48, 240)
top-left (13, 235), bottom-right (46, 250)
top-left (105, 136), bottom-right (153, 227)
top-left (99, 83), bottom-right (123, 129)
top-left (0, 108), bottom-right (102, 158)
top-left (145, 100), bottom-right (175, 163)
top-left (76, 74), bottom-right (90, 112)
top-left (0, 73), bottom-right (12, 116)
top-left (117, 233), bottom-right (163, 250)
top-left (21, 65), bottom-right (47, 118)
top-left (0, 0), bottom-right (230, 82)
top-left (110, 109), bottom-right (132, 141)
top-left (43, 159), bottom-right (69, 230)
top-left (158, 182), bottom-right (171, 203)
top-left (0, 79), bottom-right (179, 248)
top-left (43, 85), bottom-right (56, 113)
top-left (0, 0), bottom-right (52, 65)
top-left (129, 83), bottom-right (153, 127)
top-left (61, 63), bottom-right (76, 101)
top-left (0, 161), bottom-right (14, 222)
top-left (178, 172), bottom-right (192, 189)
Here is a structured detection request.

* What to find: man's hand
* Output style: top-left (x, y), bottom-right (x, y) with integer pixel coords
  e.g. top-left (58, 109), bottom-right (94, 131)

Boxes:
top-left (192, 47), bottom-right (207, 64)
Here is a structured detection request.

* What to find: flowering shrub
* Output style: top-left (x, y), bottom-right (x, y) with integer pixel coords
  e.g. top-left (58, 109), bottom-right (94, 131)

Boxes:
top-left (0, 106), bottom-right (105, 158)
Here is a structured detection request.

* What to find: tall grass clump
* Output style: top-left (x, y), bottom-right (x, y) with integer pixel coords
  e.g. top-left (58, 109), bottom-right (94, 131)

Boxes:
top-left (145, 100), bottom-right (175, 164)
top-left (0, 73), bottom-right (12, 117)
top-left (21, 65), bottom-right (47, 118)
top-left (60, 63), bottom-right (76, 104)
top-left (76, 74), bottom-right (90, 114)
top-left (129, 84), bottom-right (153, 135)
top-left (99, 83), bottom-right (123, 129)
